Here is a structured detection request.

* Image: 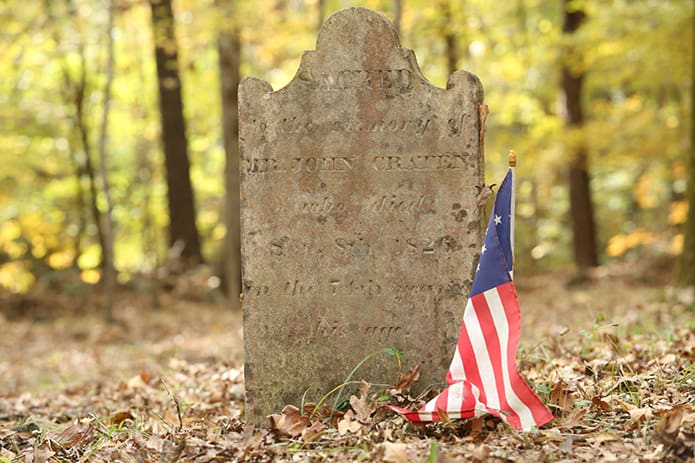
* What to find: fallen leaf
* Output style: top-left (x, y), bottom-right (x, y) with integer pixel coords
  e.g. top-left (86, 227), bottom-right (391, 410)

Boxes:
top-left (653, 407), bottom-right (685, 447)
top-left (549, 380), bottom-right (575, 413)
top-left (145, 434), bottom-right (167, 452)
top-left (300, 420), bottom-right (327, 442)
top-left (303, 402), bottom-right (334, 420)
top-left (628, 407), bottom-right (652, 425)
top-left (590, 395), bottom-right (611, 411)
top-left (32, 443), bottom-right (55, 463)
top-left (107, 411), bottom-right (134, 426)
top-left (469, 443), bottom-right (490, 462)
top-left (387, 364), bottom-right (421, 395)
top-left (379, 442), bottom-right (409, 463)
top-left (337, 410), bottom-right (361, 435)
top-left (350, 381), bottom-right (377, 422)
top-left (55, 422), bottom-right (96, 447)
top-left (268, 405), bottom-right (310, 437)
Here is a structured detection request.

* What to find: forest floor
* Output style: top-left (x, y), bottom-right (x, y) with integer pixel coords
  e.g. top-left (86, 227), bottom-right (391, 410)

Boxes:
top-left (0, 264), bottom-right (693, 462)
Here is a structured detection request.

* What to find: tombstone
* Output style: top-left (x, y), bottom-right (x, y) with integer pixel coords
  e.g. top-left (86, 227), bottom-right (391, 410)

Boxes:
top-left (239, 7), bottom-right (484, 426)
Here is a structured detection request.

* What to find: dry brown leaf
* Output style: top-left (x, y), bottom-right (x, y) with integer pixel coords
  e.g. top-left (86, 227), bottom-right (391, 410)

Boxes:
top-left (55, 421), bottom-right (96, 447)
top-left (32, 443), bottom-right (55, 463)
top-left (268, 405), bottom-right (310, 437)
top-left (469, 443), bottom-right (490, 462)
top-left (107, 411), bottom-right (135, 426)
top-left (350, 381), bottom-right (377, 422)
top-left (302, 402), bottom-right (334, 420)
top-left (300, 420), bottom-right (327, 442)
top-left (145, 434), bottom-right (167, 452)
top-left (628, 407), bottom-right (652, 425)
top-left (379, 442), bottom-right (409, 463)
top-left (387, 364), bottom-right (421, 395)
top-left (653, 407), bottom-right (685, 446)
top-left (590, 395), bottom-right (611, 411)
top-left (549, 380), bottom-right (575, 413)
top-left (337, 410), bottom-right (362, 435)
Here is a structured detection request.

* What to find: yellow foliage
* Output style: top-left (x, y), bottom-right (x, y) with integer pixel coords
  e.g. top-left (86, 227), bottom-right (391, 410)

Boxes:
top-left (669, 233), bottom-right (683, 255)
top-left (77, 245), bottom-right (101, 270)
top-left (606, 229), bottom-right (656, 257)
top-left (81, 269), bottom-right (101, 284)
top-left (0, 261), bottom-right (35, 293)
top-left (3, 241), bottom-right (27, 260)
top-left (212, 223), bottom-right (226, 241)
top-left (0, 220), bottom-right (21, 242)
top-left (48, 249), bottom-right (75, 270)
top-left (669, 201), bottom-right (688, 225)
top-left (634, 172), bottom-right (660, 209)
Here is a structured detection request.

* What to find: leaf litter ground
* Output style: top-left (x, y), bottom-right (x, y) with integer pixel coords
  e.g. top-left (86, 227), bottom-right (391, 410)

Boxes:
top-left (0, 266), bottom-right (693, 462)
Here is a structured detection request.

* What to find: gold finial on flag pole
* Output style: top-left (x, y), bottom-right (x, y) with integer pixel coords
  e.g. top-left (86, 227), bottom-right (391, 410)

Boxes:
top-left (509, 150), bottom-right (517, 167)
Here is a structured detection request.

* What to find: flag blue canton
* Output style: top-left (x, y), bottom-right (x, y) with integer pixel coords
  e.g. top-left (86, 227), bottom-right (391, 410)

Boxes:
top-left (471, 169), bottom-right (514, 296)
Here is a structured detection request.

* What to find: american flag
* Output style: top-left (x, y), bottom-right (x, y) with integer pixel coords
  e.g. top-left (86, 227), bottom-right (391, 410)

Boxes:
top-left (389, 168), bottom-right (553, 431)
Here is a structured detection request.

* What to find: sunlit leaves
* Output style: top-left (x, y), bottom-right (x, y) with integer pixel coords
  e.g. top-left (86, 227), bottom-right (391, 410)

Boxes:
top-left (0, 0), bottom-right (692, 289)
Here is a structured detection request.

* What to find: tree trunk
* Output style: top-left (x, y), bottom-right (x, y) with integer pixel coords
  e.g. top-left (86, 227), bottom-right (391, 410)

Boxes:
top-left (149, 0), bottom-right (202, 265)
top-left (441, 0), bottom-right (457, 77)
top-left (98, 0), bottom-right (117, 321)
top-left (317, 0), bottom-right (325, 31)
top-left (393, 0), bottom-right (402, 38)
top-left (217, 0), bottom-right (242, 311)
top-left (677, 9), bottom-right (695, 287)
top-left (48, 0), bottom-right (88, 268)
top-left (562, 0), bottom-right (598, 273)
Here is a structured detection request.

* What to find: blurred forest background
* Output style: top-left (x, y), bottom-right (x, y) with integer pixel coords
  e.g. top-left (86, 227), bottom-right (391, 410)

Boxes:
top-left (1, 0), bottom-right (693, 312)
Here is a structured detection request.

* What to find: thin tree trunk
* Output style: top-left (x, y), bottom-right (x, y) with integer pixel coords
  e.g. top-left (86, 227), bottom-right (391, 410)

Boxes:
top-left (98, 0), bottom-right (117, 321)
top-left (149, 0), bottom-right (203, 266)
top-left (441, 0), bottom-right (457, 76)
top-left (393, 0), bottom-right (402, 38)
top-left (134, 25), bottom-right (161, 308)
top-left (562, 0), bottom-right (598, 274)
top-left (217, 0), bottom-right (242, 311)
top-left (677, 9), bottom-right (695, 287)
top-left (317, 0), bottom-right (325, 31)
top-left (62, 0), bottom-right (108, 270)
top-left (47, 0), bottom-right (87, 267)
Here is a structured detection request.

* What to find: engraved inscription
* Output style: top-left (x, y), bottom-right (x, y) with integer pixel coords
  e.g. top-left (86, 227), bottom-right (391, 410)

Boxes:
top-left (242, 156), bottom-right (355, 175)
top-left (370, 194), bottom-right (434, 215)
top-left (301, 197), bottom-right (346, 216)
top-left (268, 235), bottom-right (463, 258)
top-left (279, 116), bottom-right (432, 136)
top-left (371, 153), bottom-right (471, 171)
top-left (311, 319), bottom-right (348, 338)
top-left (328, 279), bottom-right (382, 297)
top-left (242, 154), bottom-right (473, 175)
top-left (291, 156), bottom-right (354, 172)
top-left (307, 320), bottom-right (408, 340)
top-left (298, 68), bottom-right (413, 91)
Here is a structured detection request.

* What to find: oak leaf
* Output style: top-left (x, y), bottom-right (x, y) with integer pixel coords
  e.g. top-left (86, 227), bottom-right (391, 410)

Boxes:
top-left (387, 364), bottom-right (421, 396)
top-left (350, 381), bottom-right (377, 422)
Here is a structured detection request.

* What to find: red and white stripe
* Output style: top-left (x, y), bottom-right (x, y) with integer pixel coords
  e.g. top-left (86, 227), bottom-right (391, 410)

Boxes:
top-left (388, 282), bottom-right (553, 430)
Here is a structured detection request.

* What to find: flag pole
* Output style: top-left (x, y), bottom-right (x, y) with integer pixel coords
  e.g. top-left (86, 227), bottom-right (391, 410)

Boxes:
top-left (509, 150), bottom-right (516, 273)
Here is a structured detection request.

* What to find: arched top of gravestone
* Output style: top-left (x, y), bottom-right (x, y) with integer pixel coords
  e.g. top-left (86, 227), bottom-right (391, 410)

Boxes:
top-left (314, 7), bottom-right (402, 66)
top-left (242, 6), bottom-right (481, 99)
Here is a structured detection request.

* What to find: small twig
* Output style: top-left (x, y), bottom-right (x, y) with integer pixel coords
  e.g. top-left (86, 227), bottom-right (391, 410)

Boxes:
top-left (161, 379), bottom-right (183, 432)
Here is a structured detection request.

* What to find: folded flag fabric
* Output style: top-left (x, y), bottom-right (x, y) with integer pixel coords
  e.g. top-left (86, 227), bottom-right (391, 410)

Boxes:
top-left (388, 168), bottom-right (553, 431)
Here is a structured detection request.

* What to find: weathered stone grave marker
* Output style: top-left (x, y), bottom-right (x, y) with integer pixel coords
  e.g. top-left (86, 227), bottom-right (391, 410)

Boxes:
top-left (239, 7), bottom-right (484, 425)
